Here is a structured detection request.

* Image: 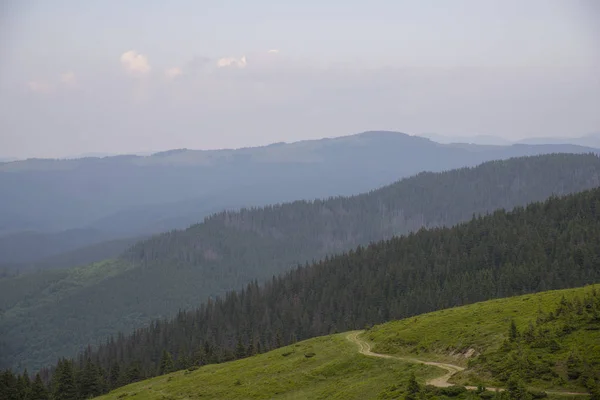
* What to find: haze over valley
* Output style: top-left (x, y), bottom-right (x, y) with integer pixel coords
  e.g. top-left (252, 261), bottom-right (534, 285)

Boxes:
top-left (1, 1), bottom-right (599, 399)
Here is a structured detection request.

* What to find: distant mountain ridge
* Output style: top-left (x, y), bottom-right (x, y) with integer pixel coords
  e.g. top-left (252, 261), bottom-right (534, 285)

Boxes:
top-left (422, 131), bottom-right (600, 147)
top-left (1, 131), bottom-right (600, 268)
top-left (3, 131), bottom-right (599, 168)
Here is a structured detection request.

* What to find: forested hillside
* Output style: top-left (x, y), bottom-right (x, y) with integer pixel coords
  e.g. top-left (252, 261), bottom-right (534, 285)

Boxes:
top-left (0, 232), bottom-right (143, 272)
top-left (79, 286), bottom-right (597, 400)
top-left (2, 131), bottom-right (598, 266)
top-left (126, 152), bottom-right (600, 265)
top-left (36, 186), bottom-right (600, 396)
top-left (1, 153), bottom-right (599, 372)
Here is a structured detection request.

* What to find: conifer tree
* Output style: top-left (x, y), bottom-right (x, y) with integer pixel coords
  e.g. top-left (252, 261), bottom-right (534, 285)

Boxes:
top-left (0, 369), bottom-right (19, 400)
top-left (507, 374), bottom-right (531, 400)
top-left (108, 363), bottom-right (121, 390)
top-left (159, 351), bottom-right (174, 375)
top-left (78, 358), bottom-right (103, 398)
top-left (126, 362), bottom-right (141, 383)
top-left (52, 359), bottom-right (78, 400)
top-left (235, 338), bottom-right (246, 359)
top-left (30, 373), bottom-right (50, 400)
top-left (17, 369), bottom-right (31, 399)
top-left (405, 372), bottom-right (420, 400)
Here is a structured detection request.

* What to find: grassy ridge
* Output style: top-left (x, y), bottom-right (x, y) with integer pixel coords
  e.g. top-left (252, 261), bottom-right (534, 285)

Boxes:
top-left (95, 333), bottom-right (438, 400)
top-left (95, 286), bottom-right (599, 399)
top-left (367, 285), bottom-right (600, 392)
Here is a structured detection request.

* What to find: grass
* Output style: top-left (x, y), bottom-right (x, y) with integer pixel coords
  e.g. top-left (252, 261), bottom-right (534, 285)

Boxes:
top-left (96, 286), bottom-right (600, 399)
top-left (96, 333), bottom-right (439, 400)
top-left (366, 285), bottom-right (600, 392)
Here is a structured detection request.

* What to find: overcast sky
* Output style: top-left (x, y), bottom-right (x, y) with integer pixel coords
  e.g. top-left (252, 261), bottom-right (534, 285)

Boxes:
top-left (0, 0), bottom-right (599, 158)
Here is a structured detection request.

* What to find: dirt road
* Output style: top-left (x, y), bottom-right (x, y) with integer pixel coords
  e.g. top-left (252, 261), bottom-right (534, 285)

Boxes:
top-left (346, 331), bottom-right (589, 396)
top-left (346, 331), bottom-right (467, 388)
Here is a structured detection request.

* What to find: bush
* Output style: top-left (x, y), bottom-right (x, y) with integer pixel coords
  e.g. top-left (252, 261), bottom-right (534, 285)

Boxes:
top-left (528, 390), bottom-right (548, 399)
top-left (437, 385), bottom-right (467, 397)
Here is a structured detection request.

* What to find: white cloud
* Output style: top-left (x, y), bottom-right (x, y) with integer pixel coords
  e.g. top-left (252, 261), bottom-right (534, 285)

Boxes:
top-left (26, 81), bottom-right (52, 93)
top-left (267, 49), bottom-right (279, 54)
top-left (216, 55), bottom-right (247, 68)
top-left (120, 50), bottom-right (151, 75)
top-left (165, 67), bottom-right (183, 80)
top-left (60, 71), bottom-right (77, 85)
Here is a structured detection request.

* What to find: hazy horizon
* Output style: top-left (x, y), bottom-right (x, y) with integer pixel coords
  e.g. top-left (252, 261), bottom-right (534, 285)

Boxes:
top-left (1, 0), bottom-right (599, 159)
top-left (2, 129), bottom-right (600, 162)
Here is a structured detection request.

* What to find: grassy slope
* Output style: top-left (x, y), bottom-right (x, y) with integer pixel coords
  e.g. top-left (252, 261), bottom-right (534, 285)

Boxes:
top-left (96, 286), bottom-right (599, 399)
top-left (96, 333), bottom-right (438, 400)
top-left (367, 285), bottom-right (600, 392)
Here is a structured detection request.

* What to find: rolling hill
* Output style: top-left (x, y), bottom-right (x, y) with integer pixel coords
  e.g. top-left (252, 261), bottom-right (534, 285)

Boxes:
top-left (89, 285), bottom-right (599, 399)
top-left (29, 184), bottom-right (600, 399)
top-left (2, 131), bottom-right (599, 266)
top-left (2, 153), bottom-right (600, 373)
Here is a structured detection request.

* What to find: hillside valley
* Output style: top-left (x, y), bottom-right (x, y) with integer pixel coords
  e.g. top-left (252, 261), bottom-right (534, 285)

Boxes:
top-left (2, 131), bottom-right (599, 268)
top-left (4, 3), bottom-right (600, 399)
top-left (2, 153), bottom-right (600, 372)
top-left (13, 184), bottom-right (600, 400)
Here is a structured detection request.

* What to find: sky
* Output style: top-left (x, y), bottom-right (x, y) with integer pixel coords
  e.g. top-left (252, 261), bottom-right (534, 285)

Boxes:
top-left (0, 0), bottom-right (599, 158)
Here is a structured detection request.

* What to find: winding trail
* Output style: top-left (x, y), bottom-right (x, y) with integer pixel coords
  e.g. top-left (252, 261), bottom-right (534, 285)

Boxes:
top-left (346, 331), bottom-right (470, 388)
top-left (346, 331), bottom-right (588, 396)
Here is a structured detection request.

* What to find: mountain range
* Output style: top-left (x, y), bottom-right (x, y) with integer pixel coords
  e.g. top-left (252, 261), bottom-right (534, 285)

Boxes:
top-left (1, 131), bottom-right (599, 270)
top-left (2, 152), bottom-right (600, 372)
top-left (422, 131), bottom-right (600, 147)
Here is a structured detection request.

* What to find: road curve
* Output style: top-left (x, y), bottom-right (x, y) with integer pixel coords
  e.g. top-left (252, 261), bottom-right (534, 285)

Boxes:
top-left (346, 331), bottom-right (468, 388)
top-left (346, 330), bottom-right (588, 396)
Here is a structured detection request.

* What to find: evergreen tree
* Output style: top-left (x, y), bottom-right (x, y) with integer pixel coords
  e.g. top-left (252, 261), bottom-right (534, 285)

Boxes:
top-left (158, 351), bottom-right (174, 375)
top-left (52, 359), bottom-right (77, 400)
top-left (29, 373), bottom-right (49, 400)
top-left (405, 372), bottom-right (420, 400)
top-left (17, 369), bottom-right (31, 400)
top-left (126, 362), bottom-right (141, 383)
top-left (235, 338), bottom-right (246, 359)
top-left (78, 358), bottom-right (103, 399)
top-left (507, 374), bottom-right (531, 400)
top-left (246, 340), bottom-right (255, 357)
top-left (108, 363), bottom-right (121, 390)
top-left (0, 369), bottom-right (19, 400)
top-left (586, 378), bottom-right (600, 400)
